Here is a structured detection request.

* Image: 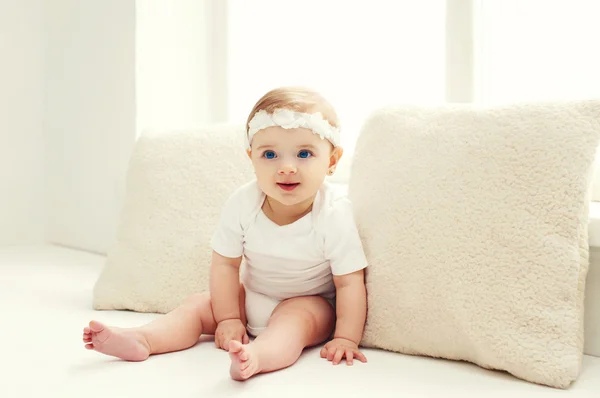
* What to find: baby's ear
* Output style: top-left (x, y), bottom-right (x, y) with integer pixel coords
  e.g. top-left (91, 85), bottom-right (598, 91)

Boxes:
top-left (329, 146), bottom-right (343, 167)
top-left (246, 149), bottom-right (252, 159)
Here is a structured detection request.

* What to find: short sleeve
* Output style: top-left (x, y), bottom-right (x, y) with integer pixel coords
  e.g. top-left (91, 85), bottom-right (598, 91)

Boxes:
top-left (323, 197), bottom-right (368, 275)
top-left (211, 189), bottom-right (244, 258)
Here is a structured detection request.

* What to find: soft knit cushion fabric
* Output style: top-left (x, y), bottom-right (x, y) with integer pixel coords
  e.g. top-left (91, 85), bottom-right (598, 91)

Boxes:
top-left (93, 124), bottom-right (253, 313)
top-left (348, 101), bottom-right (600, 388)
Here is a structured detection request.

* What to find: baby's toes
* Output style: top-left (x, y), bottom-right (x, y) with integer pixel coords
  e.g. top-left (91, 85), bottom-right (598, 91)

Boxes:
top-left (241, 368), bottom-right (253, 379)
top-left (239, 360), bottom-right (250, 371)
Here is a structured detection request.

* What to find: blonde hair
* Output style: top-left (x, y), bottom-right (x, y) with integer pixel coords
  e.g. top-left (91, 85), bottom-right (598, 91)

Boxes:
top-left (246, 86), bottom-right (340, 132)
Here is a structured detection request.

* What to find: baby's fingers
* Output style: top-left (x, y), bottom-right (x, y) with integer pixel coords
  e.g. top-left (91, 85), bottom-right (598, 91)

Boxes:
top-left (332, 348), bottom-right (345, 365)
top-left (345, 349), bottom-right (354, 366)
top-left (326, 346), bottom-right (337, 362)
top-left (217, 333), bottom-right (234, 351)
top-left (320, 346), bottom-right (328, 359)
top-left (354, 350), bottom-right (368, 363)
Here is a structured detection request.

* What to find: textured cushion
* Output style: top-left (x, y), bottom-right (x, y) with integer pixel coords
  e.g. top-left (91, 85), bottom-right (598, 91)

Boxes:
top-left (93, 124), bottom-right (253, 313)
top-left (348, 101), bottom-right (600, 388)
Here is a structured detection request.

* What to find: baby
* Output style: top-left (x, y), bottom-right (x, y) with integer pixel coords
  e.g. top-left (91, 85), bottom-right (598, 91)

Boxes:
top-left (82, 87), bottom-right (369, 380)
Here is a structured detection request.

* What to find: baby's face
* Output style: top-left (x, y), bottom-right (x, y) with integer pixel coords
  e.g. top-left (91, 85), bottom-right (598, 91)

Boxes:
top-left (248, 126), bottom-right (334, 207)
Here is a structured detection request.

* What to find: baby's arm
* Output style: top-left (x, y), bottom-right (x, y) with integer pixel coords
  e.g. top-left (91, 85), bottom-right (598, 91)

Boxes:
top-left (209, 183), bottom-right (256, 349)
top-left (332, 269), bottom-right (367, 344)
top-left (320, 195), bottom-right (368, 364)
top-left (320, 269), bottom-right (368, 365)
top-left (209, 251), bottom-right (247, 349)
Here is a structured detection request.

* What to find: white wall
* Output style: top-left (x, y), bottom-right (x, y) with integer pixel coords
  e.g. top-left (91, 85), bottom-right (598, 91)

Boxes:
top-left (0, 1), bottom-right (45, 245)
top-left (44, 0), bottom-right (136, 254)
top-left (44, 0), bottom-right (219, 254)
top-left (3, 0), bottom-right (211, 254)
top-left (136, 0), bottom-right (222, 134)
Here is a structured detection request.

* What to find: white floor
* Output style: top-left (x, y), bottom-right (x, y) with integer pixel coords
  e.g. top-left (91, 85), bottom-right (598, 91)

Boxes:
top-left (2, 245), bottom-right (600, 398)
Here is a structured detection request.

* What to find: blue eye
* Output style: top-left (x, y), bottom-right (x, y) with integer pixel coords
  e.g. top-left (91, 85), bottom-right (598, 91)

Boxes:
top-left (263, 150), bottom-right (277, 159)
top-left (298, 150), bottom-right (312, 159)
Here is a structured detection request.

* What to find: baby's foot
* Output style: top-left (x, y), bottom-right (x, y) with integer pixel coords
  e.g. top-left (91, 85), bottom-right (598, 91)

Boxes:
top-left (82, 320), bottom-right (150, 361)
top-left (229, 340), bottom-right (261, 380)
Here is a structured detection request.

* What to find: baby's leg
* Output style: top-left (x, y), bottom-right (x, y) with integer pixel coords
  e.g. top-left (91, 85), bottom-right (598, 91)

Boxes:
top-left (228, 295), bottom-right (334, 380)
top-left (83, 287), bottom-right (246, 361)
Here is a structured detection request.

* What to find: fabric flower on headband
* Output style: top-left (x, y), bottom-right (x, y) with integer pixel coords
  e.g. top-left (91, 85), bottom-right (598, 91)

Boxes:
top-left (246, 109), bottom-right (341, 149)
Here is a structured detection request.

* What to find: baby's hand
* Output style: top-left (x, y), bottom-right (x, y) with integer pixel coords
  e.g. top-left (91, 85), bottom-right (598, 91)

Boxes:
top-left (320, 337), bottom-right (367, 366)
top-left (214, 319), bottom-right (249, 351)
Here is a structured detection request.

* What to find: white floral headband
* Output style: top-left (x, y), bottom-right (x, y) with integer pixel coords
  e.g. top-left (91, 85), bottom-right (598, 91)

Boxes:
top-left (246, 109), bottom-right (341, 149)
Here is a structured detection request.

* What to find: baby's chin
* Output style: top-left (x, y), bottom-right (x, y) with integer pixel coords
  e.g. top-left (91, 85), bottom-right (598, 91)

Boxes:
top-left (269, 193), bottom-right (308, 207)
top-left (264, 188), bottom-right (315, 207)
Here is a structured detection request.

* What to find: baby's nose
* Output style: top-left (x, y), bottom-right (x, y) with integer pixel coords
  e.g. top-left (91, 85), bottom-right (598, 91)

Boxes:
top-left (278, 164), bottom-right (297, 174)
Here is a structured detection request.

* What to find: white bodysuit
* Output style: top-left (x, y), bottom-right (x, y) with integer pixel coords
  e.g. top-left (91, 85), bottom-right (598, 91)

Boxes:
top-left (211, 180), bottom-right (368, 336)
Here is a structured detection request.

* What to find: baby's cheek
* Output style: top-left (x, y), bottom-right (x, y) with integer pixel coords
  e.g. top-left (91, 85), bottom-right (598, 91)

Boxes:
top-left (315, 160), bottom-right (331, 174)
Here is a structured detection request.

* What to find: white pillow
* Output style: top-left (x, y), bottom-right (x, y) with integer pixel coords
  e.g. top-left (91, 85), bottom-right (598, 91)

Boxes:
top-left (349, 101), bottom-right (600, 388)
top-left (93, 124), bottom-right (254, 313)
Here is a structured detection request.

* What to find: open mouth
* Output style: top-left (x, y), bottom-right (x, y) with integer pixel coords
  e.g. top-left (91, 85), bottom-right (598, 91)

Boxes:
top-left (277, 183), bottom-right (300, 191)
